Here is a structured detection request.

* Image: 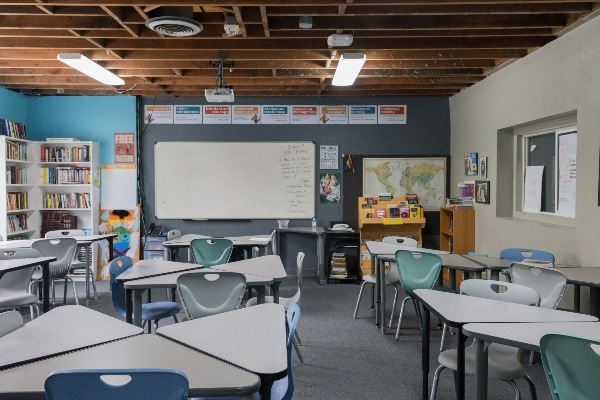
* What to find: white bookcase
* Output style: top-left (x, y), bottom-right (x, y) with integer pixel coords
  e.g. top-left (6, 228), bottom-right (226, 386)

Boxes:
top-left (0, 136), bottom-right (38, 240)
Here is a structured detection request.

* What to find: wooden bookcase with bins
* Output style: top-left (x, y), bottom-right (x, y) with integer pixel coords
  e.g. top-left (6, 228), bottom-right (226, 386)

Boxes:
top-left (439, 206), bottom-right (475, 289)
top-left (358, 196), bottom-right (426, 277)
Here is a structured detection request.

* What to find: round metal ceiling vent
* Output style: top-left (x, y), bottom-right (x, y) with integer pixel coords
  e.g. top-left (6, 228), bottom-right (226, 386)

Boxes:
top-left (145, 16), bottom-right (203, 37)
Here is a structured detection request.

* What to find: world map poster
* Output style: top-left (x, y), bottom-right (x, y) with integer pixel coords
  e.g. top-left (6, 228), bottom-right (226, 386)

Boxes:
top-left (363, 157), bottom-right (447, 211)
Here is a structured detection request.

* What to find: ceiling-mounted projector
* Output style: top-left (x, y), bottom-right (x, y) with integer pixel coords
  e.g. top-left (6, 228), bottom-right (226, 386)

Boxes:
top-left (205, 87), bottom-right (235, 103)
top-left (327, 34), bottom-right (353, 47)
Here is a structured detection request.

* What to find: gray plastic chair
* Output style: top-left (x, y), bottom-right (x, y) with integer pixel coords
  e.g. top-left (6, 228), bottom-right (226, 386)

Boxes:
top-left (430, 279), bottom-right (540, 400)
top-left (31, 238), bottom-right (78, 305)
top-left (45, 229), bottom-right (97, 299)
top-left (353, 236), bottom-right (418, 329)
top-left (0, 310), bottom-right (23, 337)
top-left (0, 248), bottom-right (41, 319)
top-left (176, 271), bottom-right (246, 320)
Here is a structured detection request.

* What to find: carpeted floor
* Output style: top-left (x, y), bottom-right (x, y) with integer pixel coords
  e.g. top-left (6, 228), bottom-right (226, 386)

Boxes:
top-left (21, 269), bottom-right (552, 400)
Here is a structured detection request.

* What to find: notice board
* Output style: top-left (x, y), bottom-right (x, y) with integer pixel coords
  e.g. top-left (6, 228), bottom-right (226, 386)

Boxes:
top-left (154, 141), bottom-right (316, 219)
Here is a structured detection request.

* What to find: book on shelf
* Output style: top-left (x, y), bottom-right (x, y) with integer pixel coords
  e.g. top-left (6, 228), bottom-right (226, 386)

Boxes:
top-left (405, 193), bottom-right (419, 204)
top-left (1, 119), bottom-right (26, 139)
top-left (46, 138), bottom-right (79, 142)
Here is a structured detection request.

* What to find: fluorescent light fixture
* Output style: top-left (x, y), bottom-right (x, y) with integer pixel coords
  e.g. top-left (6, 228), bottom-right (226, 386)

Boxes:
top-left (327, 34), bottom-right (353, 47)
top-left (332, 53), bottom-right (366, 86)
top-left (57, 53), bottom-right (124, 86)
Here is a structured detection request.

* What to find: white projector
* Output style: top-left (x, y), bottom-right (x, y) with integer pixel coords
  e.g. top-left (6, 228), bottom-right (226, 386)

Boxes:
top-left (205, 88), bottom-right (235, 103)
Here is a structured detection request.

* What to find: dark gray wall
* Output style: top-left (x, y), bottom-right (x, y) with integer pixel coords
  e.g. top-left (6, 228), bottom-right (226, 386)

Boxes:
top-left (139, 96), bottom-right (450, 272)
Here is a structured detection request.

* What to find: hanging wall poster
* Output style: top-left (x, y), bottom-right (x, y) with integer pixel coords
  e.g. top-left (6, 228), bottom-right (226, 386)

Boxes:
top-left (144, 105), bottom-right (173, 124)
top-left (319, 145), bottom-right (338, 169)
top-left (97, 206), bottom-right (141, 280)
top-left (261, 105), bottom-right (290, 124)
top-left (232, 105), bottom-right (261, 124)
top-left (174, 105), bottom-right (202, 124)
top-left (290, 105), bottom-right (319, 124)
top-left (349, 105), bottom-right (377, 124)
top-left (114, 133), bottom-right (135, 164)
top-left (320, 172), bottom-right (341, 203)
top-left (378, 105), bottom-right (407, 124)
top-left (475, 180), bottom-right (490, 204)
top-left (203, 105), bottom-right (231, 124)
top-left (464, 152), bottom-right (478, 175)
top-left (319, 105), bottom-right (348, 124)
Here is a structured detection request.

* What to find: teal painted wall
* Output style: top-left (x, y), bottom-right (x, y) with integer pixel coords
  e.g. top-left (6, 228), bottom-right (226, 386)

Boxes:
top-left (0, 88), bottom-right (28, 125)
top-left (26, 95), bottom-right (136, 164)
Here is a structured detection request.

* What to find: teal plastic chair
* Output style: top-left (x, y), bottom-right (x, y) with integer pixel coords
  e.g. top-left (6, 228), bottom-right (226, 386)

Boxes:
top-left (500, 248), bottom-right (554, 263)
top-left (109, 256), bottom-right (180, 332)
top-left (189, 238), bottom-right (233, 268)
top-left (393, 249), bottom-right (442, 340)
top-left (541, 333), bottom-right (600, 400)
top-left (197, 302), bottom-right (301, 400)
top-left (44, 368), bottom-right (189, 400)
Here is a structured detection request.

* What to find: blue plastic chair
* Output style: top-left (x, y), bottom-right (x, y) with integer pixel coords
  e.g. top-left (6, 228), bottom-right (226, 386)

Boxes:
top-left (500, 248), bottom-right (554, 263)
top-left (197, 303), bottom-right (301, 400)
top-left (44, 368), bottom-right (189, 400)
top-left (190, 238), bottom-right (233, 268)
top-left (109, 256), bottom-right (180, 332)
top-left (540, 333), bottom-right (600, 400)
top-left (393, 249), bottom-right (442, 340)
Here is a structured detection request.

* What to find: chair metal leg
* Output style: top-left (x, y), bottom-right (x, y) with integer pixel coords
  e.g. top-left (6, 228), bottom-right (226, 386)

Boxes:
top-left (388, 285), bottom-right (399, 329)
top-left (440, 323), bottom-right (448, 352)
top-left (90, 267), bottom-right (97, 299)
top-left (528, 350), bottom-right (536, 365)
top-left (430, 364), bottom-right (446, 400)
top-left (172, 315), bottom-right (179, 324)
top-left (51, 280), bottom-right (56, 305)
top-left (68, 277), bottom-right (79, 306)
top-left (292, 337), bottom-right (305, 365)
top-left (295, 329), bottom-right (302, 345)
top-left (412, 298), bottom-right (423, 325)
top-left (395, 296), bottom-right (411, 340)
top-left (523, 374), bottom-right (537, 400)
top-left (63, 278), bottom-right (68, 304)
top-left (506, 380), bottom-right (521, 400)
top-left (353, 281), bottom-right (368, 319)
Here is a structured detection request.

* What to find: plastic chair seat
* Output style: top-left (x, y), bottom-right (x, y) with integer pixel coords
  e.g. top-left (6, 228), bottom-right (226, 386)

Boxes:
top-left (189, 238), bottom-right (233, 268)
top-left (177, 272), bottom-right (246, 320)
top-left (0, 310), bottom-right (23, 337)
top-left (439, 343), bottom-right (524, 380)
top-left (360, 272), bottom-right (400, 286)
top-left (0, 289), bottom-right (39, 308)
top-left (141, 301), bottom-right (181, 321)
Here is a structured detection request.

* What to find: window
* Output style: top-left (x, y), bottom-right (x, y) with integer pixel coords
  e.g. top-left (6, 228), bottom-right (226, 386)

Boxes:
top-left (518, 123), bottom-right (577, 218)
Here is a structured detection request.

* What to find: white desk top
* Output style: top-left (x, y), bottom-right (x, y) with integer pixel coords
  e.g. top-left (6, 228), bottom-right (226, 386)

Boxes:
top-left (0, 305), bottom-right (142, 370)
top-left (212, 255), bottom-right (287, 281)
top-left (413, 289), bottom-right (598, 326)
top-left (0, 234), bottom-right (116, 249)
top-left (377, 252), bottom-right (484, 272)
top-left (124, 269), bottom-right (273, 289)
top-left (365, 241), bottom-right (449, 256)
top-left (0, 334), bottom-right (260, 399)
top-left (162, 234), bottom-right (272, 247)
top-left (463, 321), bottom-right (600, 352)
top-left (464, 255), bottom-right (515, 270)
top-left (0, 257), bottom-right (55, 274)
top-left (116, 259), bottom-right (204, 281)
top-left (277, 226), bottom-right (325, 235)
top-left (157, 303), bottom-right (287, 376)
top-left (554, 266), bottom-right (600, 288)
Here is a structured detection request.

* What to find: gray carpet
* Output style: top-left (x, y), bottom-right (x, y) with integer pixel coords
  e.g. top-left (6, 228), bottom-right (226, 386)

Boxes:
top-left (21, 272), bottom-right (552, 400)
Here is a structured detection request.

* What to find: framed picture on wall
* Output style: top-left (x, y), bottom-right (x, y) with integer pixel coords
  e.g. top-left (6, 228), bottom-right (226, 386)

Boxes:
top-left (464, 152), bottom-right (478, 175)
top-left (479, 157), bottom-right (487, 178)
top-left (475, 180), bottom-right (490, 204)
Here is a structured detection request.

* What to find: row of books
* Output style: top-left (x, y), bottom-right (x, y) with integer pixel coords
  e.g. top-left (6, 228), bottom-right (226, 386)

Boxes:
top-left (1, 119), bottom-right (26, 139)
top-left (40, 210), bottom-right (77, 237)
top-left (40, 167), bottom-right (91, 185)
top-left (364, 204), bottom-right (423, 219)
top-left (42, 192), bottom-right (90, 209)
top-left (40, 145), bottom-right (90, 163)
top-left (6, 166), bottom-right (27, 184)
top-left (7, 213), bottom-right (27, 233)
top-left (7, 192), bottom-right (28, 210)
top-left (330, 252), bottom-right (348, 278)
top-left (5, 141), bottom-right (28, 161)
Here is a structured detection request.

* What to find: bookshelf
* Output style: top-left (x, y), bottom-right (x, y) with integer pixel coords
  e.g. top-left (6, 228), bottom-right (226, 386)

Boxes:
top-left (358, 196), bottom-right (426, 277)
top-left (37, 141), bottom-right (100, 238)
top-left (0, 136), bottom-right (38, 240)
top-left (440, 206), bottom-right (475, 288)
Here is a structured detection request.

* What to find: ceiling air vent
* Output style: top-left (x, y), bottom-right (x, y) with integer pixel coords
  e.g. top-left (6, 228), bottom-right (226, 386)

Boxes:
top-left (145, 6), bottom-right (202, 37)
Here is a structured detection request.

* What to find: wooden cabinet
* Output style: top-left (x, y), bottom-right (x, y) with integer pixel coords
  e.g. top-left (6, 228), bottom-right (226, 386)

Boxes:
top-left (440, 206), bottom-right (475, 289)
top-left (358, 196), bottom-right (426, 277)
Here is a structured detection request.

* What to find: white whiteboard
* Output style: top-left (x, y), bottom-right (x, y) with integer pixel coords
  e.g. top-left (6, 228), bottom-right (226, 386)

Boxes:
top-left (154, 141), bottom-right (315, 219)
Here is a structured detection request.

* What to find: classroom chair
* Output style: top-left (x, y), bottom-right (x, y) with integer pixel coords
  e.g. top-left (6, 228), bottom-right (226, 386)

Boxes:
top-left (393, 249), bottom-right (442, 340)
top-left (176, 271), bottom-right (246, 320)
top-left (189, 238), bottom-right (233, 268)
top-left (246, 252), bottom-right (305, 364)
top-left (430, 279), bottom-right (540, 400)
top-left (109, 256), bottom-right (180, 332)
top-left (0, 248), bottom-right (41, 319)
top-left (540, 333), bottom-right (600, 400)
top-left (0, 310), bottom-right (23, 338)
top-left (30, 238), bottom-right (78, 306)
top-left (45, 229), bottom-right (97, 299)
top-left (44, 368), bottom-right (189, 400)
top-left (500, 248), bottom-right (555, 264)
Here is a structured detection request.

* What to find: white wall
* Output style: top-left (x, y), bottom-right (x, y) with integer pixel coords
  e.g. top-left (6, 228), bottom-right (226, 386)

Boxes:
top-left (449, 16), bottom-right (600, 272)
